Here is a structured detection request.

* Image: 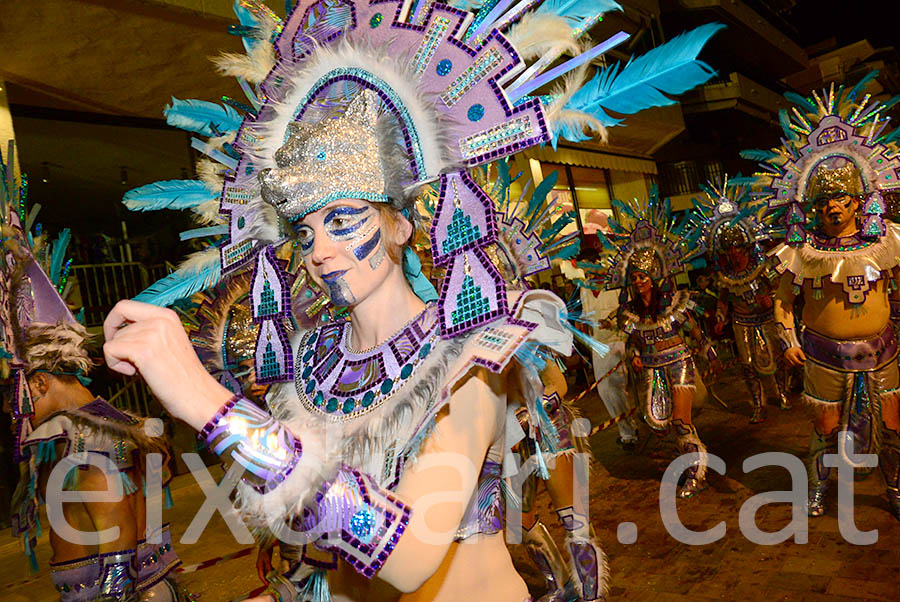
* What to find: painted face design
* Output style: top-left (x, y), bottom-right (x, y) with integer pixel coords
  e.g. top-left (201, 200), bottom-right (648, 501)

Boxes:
top-left (629, 270), bottom-right (652, 296)
top-left (814, 194), bottom-right (857, 227)
top-left (294, 200), bottom-right (390, 306)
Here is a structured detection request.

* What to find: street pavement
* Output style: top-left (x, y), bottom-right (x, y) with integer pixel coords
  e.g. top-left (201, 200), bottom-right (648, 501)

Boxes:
top-left (2, 365), bottom-right (898, 601)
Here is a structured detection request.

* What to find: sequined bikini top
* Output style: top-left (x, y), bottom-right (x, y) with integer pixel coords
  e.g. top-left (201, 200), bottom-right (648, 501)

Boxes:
top-left (294, 303), bottom-right (439, 420)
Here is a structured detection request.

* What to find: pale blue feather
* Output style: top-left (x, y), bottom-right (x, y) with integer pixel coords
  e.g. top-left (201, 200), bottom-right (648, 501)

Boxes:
top-left (123, 180), bottom-right (219, 212)
top-left (134, 257), bottom-right (223, 307)
top-left (555, 23), bottom-right (723, 142)
top-left (535, 0), bottom-right (623, 25)
top-left (164, 98), bottom-right (242, 137)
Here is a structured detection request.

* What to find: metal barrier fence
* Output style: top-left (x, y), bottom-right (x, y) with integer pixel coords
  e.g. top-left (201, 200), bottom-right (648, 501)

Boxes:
top-left (69, 262), bottom-right (172, 416)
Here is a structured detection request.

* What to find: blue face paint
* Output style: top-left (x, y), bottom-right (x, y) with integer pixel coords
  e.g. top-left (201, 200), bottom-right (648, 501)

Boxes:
top-left (353, 228), bottom-right (381, 261)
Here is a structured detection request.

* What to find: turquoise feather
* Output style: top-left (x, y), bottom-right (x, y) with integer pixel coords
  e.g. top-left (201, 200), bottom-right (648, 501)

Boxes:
top-left (779, 108), bottom-right (797, 141)
top-left (526, 170), bottom-right (559, 224)
top-left (49, 228), bottom-right (71, 286)
top-left (784, 92), bottom-right (817, 114)
top-left (740, 149), bottom-right (779, 162)
top-left (124, 180), bottom-right (219, 212)
top-left (134, 256), bottom-right (223, 307)
top-left (535, 0), bottom-right (622, 27)
top-left (848, 70), bottom-right (879, 101)
top-left (164, 98), bottom-right (242, 137)
top-left (556, 23), bottom-right (723, 142)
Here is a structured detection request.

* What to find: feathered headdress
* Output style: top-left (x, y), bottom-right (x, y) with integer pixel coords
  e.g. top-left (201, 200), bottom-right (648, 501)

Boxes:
top-left (575, 186), bottom-right (699, 303)
top-left (124, 0), bottom-right (722, 382)
top-left (740, 73), bottom-right (900, 244)
top-left (684, 175), bottom-right (776, 275)
top-left (1, 141), bottom-right (86, 461)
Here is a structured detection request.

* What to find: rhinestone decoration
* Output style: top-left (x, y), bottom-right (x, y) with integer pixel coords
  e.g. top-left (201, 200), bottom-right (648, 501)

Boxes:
top-left (440, 48), bottom-right (503, 107)
top-left (436, 58), bottom-right (452, 76)
top-left (467, 104), bottom-right (485, 122)
top-left (369, 12), bottom-right (382, 28)
top-left (411, 17), bottom-right (451, 76)
top-left (459, 116), bottom-right (534, 160)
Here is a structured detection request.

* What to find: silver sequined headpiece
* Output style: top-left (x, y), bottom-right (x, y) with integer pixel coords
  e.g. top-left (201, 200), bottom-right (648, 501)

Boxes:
top-left (258, 91), bottom-right (409, 221)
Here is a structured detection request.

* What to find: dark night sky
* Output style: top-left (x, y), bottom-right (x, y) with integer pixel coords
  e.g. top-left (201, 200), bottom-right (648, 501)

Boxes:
top-left (785, 1), bottom-right (898, 52)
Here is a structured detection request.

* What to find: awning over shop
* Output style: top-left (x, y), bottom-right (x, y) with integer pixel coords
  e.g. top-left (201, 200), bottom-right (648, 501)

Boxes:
top-left (523, 145), bottom-right (658, 175)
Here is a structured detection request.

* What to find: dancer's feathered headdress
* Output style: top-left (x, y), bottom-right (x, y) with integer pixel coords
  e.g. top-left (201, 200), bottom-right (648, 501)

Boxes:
top-left (1, 142), bottom-right (86, 461)
top-left (684, 175), bottom-right (775, 275)
top-left (740, 73), bottom-right (900, 244)
top-left (579, 187), bottom-right (699, 295)
top-left (124, 0), bottom-right (722, 382)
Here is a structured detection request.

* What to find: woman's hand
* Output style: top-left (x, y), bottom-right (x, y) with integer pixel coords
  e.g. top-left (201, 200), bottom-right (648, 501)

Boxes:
top-left (784, 347), bottom-right (806, 367)
top-left (102, 300), bottom-right (233, 430)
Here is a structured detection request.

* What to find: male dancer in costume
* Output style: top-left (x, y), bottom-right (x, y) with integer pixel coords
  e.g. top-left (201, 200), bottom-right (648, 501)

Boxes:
top-left (686, 179), bottom-right (791, 424)
top-left (1, 147), bottom-right (184, 600)
top-left (746, 79), bottom-right (900, 518)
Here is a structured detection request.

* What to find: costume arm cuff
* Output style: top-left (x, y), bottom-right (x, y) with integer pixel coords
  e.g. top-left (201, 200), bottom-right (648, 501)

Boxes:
top-left (778, 325), bottom-right (801, 349)
top-left (200, 396), bottom-right (303, 494)
top-left (308, 467), bottom-right (412, 579)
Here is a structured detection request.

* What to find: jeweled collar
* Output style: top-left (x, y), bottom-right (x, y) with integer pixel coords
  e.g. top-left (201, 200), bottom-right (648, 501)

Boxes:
top-left (808, 229), bottom-right (872, 252)
top-left (295, 303), bottom-right (439, 420)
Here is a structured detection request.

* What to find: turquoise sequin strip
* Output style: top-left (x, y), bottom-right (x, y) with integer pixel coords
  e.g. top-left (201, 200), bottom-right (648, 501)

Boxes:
top-left (459, 116), bottom-right (533, 160)
top-left (224, 186), bottom-right (253, 205)
top-left (412, 16), bottom-right (451, 76)
top-left (440, 48), bottom-right (503, 107)
top-left (223, 239), bottom-right (254, 267)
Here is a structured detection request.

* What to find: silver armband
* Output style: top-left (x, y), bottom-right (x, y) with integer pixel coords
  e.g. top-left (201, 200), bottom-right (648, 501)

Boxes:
top-left (778, 325), bottom-right (801, 349)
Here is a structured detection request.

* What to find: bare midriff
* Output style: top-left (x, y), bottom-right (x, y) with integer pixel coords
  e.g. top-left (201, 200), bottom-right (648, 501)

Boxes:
top-left (799, 277), bottom-right (890, 340)
top-left (328, 533), bottom-right (528, 602)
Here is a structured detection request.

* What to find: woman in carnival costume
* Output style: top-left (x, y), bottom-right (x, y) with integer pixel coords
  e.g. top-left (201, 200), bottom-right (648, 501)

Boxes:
top-left (685, 177), bottom-right (791, 424)
top-left (578, 192), bottom-right (722, 498)
top-left (742, 74), bottom-right (900, 519)
top-left (110, 1), bottom-right (722, 599)
top-left (0, 146), bottom-right (185, 601)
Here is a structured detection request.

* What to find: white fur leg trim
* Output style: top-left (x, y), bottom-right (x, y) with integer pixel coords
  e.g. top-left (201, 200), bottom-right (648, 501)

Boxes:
top-left (676, 431), bottom-right (708, 483)
top-left (565, 535), bottom-right (609, 601)
top-left (671, 384), bottom-right (697, 392)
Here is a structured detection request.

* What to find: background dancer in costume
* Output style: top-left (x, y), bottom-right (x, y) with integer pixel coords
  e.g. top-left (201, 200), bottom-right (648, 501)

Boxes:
top-left (578, 191), bottom-right (721, 498)
top-left (0, 146), bottom-right (184, 601)
top-left (743, 76), bottom-right (900, 519)
top-left (516, 362), bottom-right (607, 602)
top-left (686, 177), bottom-right (791, 424)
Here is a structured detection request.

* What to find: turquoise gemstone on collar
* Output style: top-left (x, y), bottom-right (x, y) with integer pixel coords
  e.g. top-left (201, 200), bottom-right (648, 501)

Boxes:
top-left (305, 379), bottom-right (316, 394)
top-left (342, 399), bottom-right (356, 414)
top-left (302, 366), bottom-right (312, 379)
top-left (361, 391), bottom-right (375, 407)
top-left (418, 343), bottom-right (431, 359)
top-left (303, 348), bottom-right (315, 362)
top-left (314, 391), bottom-right (324, 406)
top-left (381, 378), bottom-right (394, 394)
top-left (326, 398), bottom-right (339, 412)
top-left (400, 364), bottom-right (413, 379)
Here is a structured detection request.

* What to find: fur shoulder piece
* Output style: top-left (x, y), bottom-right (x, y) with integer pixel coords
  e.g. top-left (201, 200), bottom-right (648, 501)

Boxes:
top-left (769, 221), bottom-right (900, 303)
top-left (24, 398), bottom-right (165, 468)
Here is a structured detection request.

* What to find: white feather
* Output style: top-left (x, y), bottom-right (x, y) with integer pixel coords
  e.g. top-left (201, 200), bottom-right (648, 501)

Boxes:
top-left (212, 15), bottom-right (276, 84)
top-left (177, 247), bottom-right (220, 273)
top-left (506, 13), bottom-right (579, 61)
top-left (195, 158), bottom-right (224, 191)
top-left (191, 200), bottom-right (226, 225)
